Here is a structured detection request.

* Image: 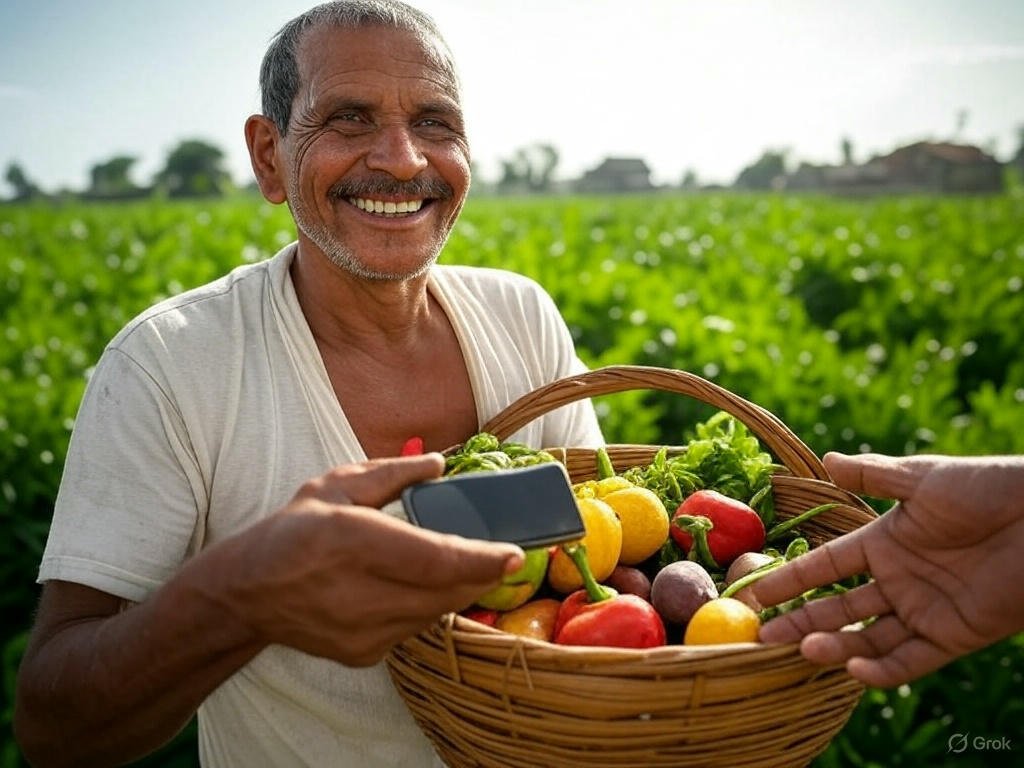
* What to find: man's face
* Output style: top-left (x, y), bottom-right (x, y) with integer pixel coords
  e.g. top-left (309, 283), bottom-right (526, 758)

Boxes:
top-left (282, 24), bottom-right (470, 280)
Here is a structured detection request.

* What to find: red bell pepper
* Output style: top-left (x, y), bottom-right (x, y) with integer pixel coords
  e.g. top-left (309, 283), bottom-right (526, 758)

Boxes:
top-left (552, 588), bottom-right (592, 639)
top-left (400, 436), bottom-right (425, 456)
top-left (671, 489), bottom-right (766, 569)
top-left (460, 607), bottom-right (500, 627)
top-left (553, 544), bottom-right (666, 649)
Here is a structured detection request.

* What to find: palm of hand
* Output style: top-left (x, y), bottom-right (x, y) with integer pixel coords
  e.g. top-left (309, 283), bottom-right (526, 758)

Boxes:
top-left (862, 465), bottom-right (1024, 671)
top-left (758, 454), bottom-right (1024, 687)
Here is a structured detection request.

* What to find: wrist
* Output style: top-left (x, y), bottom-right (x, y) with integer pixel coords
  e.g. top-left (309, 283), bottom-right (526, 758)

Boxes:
top-left (169, 534), bottom-right (270, 652)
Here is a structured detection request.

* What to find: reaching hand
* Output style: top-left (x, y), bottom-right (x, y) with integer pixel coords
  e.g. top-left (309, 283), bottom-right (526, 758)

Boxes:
top-left (208, 453), bottom-right (524, 666)
top-left (751, 452), bottom-right (1024, 687)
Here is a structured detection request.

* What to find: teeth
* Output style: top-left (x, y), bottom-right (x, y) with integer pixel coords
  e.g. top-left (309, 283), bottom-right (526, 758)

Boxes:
top-left (350, 198), bottom-right (423, 216)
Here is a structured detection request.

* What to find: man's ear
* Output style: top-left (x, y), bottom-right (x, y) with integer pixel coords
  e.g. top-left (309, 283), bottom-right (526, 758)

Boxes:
top-left (245, 114), bottom-right (287, 204)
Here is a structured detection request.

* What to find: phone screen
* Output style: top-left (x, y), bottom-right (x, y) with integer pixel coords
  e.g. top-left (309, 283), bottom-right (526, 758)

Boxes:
top-left (401, 463), bottom-right (585, 548)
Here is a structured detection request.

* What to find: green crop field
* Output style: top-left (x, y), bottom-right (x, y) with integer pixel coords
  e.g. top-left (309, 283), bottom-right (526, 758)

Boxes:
top-left (2, 191), bottom-right (1022, 767)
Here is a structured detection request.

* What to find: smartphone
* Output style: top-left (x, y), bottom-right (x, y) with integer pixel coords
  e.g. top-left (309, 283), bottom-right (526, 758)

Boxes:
top-left (401, 463), bottom-right (586, 548)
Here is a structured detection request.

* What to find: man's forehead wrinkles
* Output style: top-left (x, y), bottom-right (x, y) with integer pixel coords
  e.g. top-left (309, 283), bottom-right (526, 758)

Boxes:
top-left (303, 72), bottom-right (460, 110)
top-left (315, 64), bottom-right (456, 89)
top-left (292, 27), bottom-right (462, 116)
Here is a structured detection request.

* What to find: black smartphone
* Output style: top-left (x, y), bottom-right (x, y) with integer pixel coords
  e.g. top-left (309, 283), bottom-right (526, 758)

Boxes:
top-left (401, 463), bottom-right (586, 548)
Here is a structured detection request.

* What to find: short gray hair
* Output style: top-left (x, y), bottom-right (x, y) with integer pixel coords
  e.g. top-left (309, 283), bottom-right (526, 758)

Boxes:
top-left (259, 0), bottom-right (460, 134)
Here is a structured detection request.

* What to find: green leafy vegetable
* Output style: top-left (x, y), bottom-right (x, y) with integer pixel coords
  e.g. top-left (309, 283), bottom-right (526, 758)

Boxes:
top-left (444, 433), bottom-right (556, 475)
top-left (622, 411), bottom-right (782, 521)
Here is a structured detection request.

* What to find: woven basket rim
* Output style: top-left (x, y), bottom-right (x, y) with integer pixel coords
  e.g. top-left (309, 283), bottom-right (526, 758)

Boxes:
top-left (456, 365), bottom-right (833, 481)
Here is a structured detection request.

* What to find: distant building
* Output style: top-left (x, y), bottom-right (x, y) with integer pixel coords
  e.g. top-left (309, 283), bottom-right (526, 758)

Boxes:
top-left (876, 141), bottom-right (1004, 193)
top-left (786, 160), bottom-right (890, 193)
top-left (783, 141), bottom-right (1004, 195)
top-left (575, 157), bottom-right (654, 194)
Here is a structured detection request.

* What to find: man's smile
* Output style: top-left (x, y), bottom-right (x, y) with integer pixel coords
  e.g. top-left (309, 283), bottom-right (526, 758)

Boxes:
top-left (348, 197), bottom-right (425, 216)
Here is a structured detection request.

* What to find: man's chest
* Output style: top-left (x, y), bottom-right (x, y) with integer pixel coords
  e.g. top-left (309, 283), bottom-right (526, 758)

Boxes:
top-left (321, 345), bottom-right (479, 458)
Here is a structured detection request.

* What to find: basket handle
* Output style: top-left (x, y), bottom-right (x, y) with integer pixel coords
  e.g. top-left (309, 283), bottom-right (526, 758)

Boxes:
top-left (479, 365), bottom-right (830, 481)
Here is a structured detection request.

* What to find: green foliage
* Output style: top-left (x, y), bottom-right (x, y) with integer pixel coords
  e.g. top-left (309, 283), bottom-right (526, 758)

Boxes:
top-left (497, 143), bottom-right (560, 194)
top-left (622, 413), bottom-right (778, 513)
top-left (2, 165), bottom-right (40, 203)
top-left (153, 139), bottom-right (233, 198)
top-left (734, 149), bottom-right (789, 189)
top-left (87, 155), bottom-right (146, 199)
top-left (1, 191), bottom-right (1022, 766)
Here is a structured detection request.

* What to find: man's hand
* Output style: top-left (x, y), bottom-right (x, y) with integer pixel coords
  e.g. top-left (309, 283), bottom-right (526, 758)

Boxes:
top-left (751, 452), bottom-right (1024, 687)
top-left (215, 453), bottom-right (524, 665)
top-left (15, 454), bottom-right (523, 766)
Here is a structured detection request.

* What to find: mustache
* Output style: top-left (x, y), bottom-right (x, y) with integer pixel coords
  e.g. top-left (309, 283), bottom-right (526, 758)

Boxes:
top-left (329, 176), bottom-right (454, 200)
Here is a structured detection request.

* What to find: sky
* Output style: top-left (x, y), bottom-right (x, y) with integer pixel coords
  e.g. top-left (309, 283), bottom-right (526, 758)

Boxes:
top-left (1, 0), bottom-right (1023, 196)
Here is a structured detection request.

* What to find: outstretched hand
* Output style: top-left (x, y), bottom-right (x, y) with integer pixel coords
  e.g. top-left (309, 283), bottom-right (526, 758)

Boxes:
top-left (751, 452), bottom-right (1024, 687)
top-left (212, 454), bottom-right (524, 666)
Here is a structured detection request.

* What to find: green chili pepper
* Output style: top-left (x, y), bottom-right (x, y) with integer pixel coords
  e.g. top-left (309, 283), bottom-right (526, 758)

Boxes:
top-left (766, 503), bottom-right (840, 543)
top-left (717, 537), bottom-right (809, 599)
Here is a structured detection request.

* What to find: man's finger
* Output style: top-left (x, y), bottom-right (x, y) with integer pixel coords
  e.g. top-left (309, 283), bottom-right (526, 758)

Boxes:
top-left (846, 639), bottom-right (952, 688)
top-left (372, 577), bottom-right (512, 627)
top-left (799, 614), bottom-right (911, 666)
top-left (360, 513), bottom-right (524, 587)
top-left (325, 453), bottom-right (446, 507)
top-left (759, 580), bottom-right (890, 643)
top-left (750, 528), bottom-right (870, 608)
top-left (823, 452), bottom-right (921, 501)
top-left (405, 530), bottom-right (526, 587)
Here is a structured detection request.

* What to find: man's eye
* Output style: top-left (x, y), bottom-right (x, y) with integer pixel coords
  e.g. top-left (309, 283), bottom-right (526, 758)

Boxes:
top-left (417, 117), bottom-right (460, 135)
top-left (332, 113), bottom-right (363, 122)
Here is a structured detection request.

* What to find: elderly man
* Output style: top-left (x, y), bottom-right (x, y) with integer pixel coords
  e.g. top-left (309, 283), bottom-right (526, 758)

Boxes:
top-left (14, 2), bottom-right (602, 765)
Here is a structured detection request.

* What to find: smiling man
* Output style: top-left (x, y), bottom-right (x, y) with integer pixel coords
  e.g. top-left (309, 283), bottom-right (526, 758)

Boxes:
top-left (14, 2), bottom-right (602, 766)
top-left (262, 21), bottom-right (468, 283)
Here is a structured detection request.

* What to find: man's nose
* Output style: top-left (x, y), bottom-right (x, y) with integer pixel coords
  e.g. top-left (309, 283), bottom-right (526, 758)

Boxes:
top-left (365, 124), bottom-right (429, 179)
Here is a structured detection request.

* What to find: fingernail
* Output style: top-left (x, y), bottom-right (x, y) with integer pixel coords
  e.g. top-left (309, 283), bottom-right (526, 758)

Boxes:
top-left (502, 547), bottom-right (526, 574)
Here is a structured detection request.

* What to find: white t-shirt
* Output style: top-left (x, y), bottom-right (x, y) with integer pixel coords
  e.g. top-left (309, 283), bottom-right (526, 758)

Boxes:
top-left (39, 243), bottom-right (603, 767)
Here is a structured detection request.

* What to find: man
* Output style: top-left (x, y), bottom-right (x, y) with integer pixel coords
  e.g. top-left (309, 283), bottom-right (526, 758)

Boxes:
top-left (14, 2), bottom-right (602, 765)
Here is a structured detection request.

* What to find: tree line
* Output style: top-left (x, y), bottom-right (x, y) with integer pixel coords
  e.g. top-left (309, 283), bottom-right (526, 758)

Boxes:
top-left (6, 122), bottom-right (1024, 203)
top-left (3, 138), bottom-right (235, 203)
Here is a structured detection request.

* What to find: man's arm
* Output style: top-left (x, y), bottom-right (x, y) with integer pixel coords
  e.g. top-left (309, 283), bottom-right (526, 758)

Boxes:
top-left (15, 454), bottom-right (524, 767)
top-left (15, 571), bottom-right (264, 767)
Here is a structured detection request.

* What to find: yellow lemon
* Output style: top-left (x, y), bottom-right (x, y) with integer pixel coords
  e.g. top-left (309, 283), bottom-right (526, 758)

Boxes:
top-left (601, 486), bottom-right (670, 565)
top-left (547, 497), bottom-right (622, 594)
top-left (683, 597), bottom-right (762, 645)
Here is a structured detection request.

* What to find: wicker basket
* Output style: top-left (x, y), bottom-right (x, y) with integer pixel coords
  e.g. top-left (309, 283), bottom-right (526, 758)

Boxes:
top-left (387, 365), bottom-right (877, 768)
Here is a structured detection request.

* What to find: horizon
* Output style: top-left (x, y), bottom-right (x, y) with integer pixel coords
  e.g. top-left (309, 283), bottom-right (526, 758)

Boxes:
top-left (2, 0), bottom-right (1023, 196)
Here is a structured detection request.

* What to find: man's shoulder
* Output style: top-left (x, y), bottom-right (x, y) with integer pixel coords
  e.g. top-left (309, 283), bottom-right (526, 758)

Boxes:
top-left (432, 264), bottom-right (546, 298)
top-left (110, 252), bottom-right (283, 353)
top-left (431, 264), bottom-right (564, 335)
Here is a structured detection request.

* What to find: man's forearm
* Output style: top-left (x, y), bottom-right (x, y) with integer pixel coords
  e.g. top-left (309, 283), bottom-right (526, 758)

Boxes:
top-left (15, 545), bottom-right (266, 767)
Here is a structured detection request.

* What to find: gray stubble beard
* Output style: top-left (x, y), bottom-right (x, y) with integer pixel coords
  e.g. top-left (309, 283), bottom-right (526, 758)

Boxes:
top-left (288, 191), bottom-right (445, 282)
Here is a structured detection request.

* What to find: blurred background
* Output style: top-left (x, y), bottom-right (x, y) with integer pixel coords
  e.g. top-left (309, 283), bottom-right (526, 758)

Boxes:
top-left (3, 0), bottom-right (1023, 198)
top-left (1, 1), bottom-right (1022, 766)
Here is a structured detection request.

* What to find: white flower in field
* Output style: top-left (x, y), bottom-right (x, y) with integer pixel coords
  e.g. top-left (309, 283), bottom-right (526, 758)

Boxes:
top-left (866, 343), bottom-right (886, 363)
top-left (702, 315), bottom-right (734, 333)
